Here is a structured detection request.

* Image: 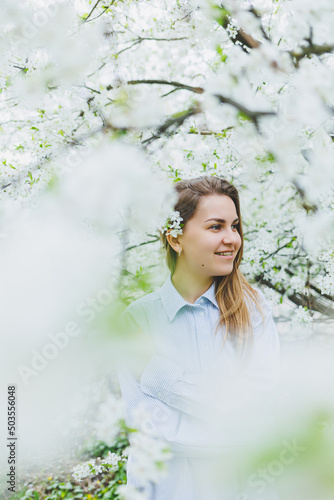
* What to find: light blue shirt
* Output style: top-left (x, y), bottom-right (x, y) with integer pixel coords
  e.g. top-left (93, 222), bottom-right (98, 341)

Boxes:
top-left (117, 273), bottom-right (281, 500)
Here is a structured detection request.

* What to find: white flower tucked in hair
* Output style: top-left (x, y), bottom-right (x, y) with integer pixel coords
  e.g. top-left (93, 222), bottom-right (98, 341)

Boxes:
top-left (158, 210), bottom-right (184, 237)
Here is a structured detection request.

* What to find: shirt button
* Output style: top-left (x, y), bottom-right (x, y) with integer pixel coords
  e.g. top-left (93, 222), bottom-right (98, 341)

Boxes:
top-left (199, 311), bottom-right (204, 317)
top-left (200, 298), bottom-right (205, 304)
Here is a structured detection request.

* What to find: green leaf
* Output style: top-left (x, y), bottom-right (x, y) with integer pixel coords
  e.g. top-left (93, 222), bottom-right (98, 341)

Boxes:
top-left (212, 6), bottom-right (230, 28)
top-left (238, 110), bottom-right (251, 122)
top-left (216, 45), bottom-right (227, 62)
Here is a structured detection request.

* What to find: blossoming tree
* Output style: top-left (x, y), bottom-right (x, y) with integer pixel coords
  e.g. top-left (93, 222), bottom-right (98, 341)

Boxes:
top-left (1, 0), bottom-right (333, 319)
top-left (1, 0), bottom-right (334, 498)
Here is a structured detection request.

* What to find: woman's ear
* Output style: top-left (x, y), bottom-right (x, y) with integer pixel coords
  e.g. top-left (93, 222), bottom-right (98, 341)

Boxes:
top-left (166, 232), bottom-right (182, 254)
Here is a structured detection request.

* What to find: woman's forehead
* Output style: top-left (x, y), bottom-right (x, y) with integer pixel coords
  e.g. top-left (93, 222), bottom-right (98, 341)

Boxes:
top-left (195, 194), bottom-right (236, 216)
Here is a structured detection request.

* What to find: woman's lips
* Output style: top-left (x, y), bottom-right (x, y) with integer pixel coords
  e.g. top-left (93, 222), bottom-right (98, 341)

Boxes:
top-left (214, 252), bottom-right (234, 259)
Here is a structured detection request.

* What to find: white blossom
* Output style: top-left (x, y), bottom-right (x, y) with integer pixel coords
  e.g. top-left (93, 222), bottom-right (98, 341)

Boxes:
top-left (290, 305), bottom-right (314, 328)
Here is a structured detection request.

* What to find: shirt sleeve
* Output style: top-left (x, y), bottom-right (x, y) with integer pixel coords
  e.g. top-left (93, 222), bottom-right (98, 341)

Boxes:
top-left (117, 366), bottom-right (248, 458)
top-left (139, 300), bottom-right (280, 420)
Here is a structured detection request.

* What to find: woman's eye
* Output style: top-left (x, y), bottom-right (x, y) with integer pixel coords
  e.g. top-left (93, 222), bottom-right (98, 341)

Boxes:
top-left (210, 224), bottom-right (238, 230)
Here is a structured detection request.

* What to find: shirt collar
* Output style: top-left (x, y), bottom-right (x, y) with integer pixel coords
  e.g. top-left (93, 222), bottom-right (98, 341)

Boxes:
top-left (159, 273), bottom-right (219, 322)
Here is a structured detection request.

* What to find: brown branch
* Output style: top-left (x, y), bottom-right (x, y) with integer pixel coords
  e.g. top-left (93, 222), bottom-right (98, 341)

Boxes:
top-left (214, 94), bottom-right (275, 125)
top-left (84, 0), bottom-right (116, 23)
top-left (116, 36), bottom-right (188, 56)
top-left (141, 106), bottom-right (201, 146)
top-left (126, 236), bottom-right (160, 252)
top-left (84, 0), bottom-right (101, 22)
top-left (188, 127), bottom-right (233, 135)
top-left (309, 283), bottom-right (334, 303)
top-left (255, 273), bottom-right (334, 318)
top-left (121, 80), bottom-right (275, 124)
top-left (116, 39), bottom-right (143, 55)
top-left (248, 7), bottom-right (271, 42)
top-left (289, 44), bottom-right (334, 65)
top-left (161, 88), bottom-right (182, 98)
top-left (237, 27), bottom-right (260, 49)
top-left (259, 238), bottom-right (298, 261)
top-left (216, 3), bottom-right (262, 51)
top-left (126, 79), bottom-right (204, 94)
top-left (135, 36), bottom-right (188, 42)
top-left (12, 65), bottom-right (28, 71)
top-left (291, 178), bottom-right (318, 213)
top-left (76, 84), bottom-right (101, 94)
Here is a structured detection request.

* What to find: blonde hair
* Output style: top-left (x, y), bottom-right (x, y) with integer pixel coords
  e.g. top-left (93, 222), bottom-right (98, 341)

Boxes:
top-left (159, 176), bottom-right (265, 361)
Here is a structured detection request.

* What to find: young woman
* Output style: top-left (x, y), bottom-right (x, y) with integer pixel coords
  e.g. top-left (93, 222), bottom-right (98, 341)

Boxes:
top-left (117, 176), bottom-right (280, 500)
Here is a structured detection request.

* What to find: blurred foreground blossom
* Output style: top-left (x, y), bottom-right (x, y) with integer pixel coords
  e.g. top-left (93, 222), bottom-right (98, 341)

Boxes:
top-left (0, 138), bottom-right (174, 472)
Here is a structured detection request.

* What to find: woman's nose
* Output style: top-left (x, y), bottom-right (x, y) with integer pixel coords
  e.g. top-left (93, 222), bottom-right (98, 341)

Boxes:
top-left (222, 229), bottom-right (238, 243)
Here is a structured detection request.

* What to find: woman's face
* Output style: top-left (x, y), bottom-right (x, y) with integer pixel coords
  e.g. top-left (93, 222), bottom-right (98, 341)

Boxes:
top-left (171, 194), bottom-right (242, 279)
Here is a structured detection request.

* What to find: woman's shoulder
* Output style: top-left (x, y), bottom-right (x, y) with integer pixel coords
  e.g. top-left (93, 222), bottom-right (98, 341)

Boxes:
top-left (125, 289), bottom-right (161, 314)
top-left (120, 289), bottom-right (162, 328)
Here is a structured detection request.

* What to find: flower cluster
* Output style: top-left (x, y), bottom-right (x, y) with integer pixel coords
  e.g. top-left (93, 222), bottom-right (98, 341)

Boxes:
top-left (158, 210), bottom-right (184, 238)
top-left (71, 451), bottom-right (126, 481)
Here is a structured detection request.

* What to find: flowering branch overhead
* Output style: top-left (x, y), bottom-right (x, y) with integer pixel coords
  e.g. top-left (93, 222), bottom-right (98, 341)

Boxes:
top-left (0, 0), bottom-right (333, 323)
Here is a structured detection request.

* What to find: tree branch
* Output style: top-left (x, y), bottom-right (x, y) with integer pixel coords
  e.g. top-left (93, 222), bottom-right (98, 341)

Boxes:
top-left (116, 36), bottom-right (188, 56)
top-left (141, 106), bottom-right (201, 146)
top-left (289, 43), bottom-right (334, 65)
top-left (125, 236), bottom-right (160, 252)
top-left (188, 127), bottom-right (233, 136)
top-left (84, 0), bottom-right (116, 23)
top-left (291, 178), bottom-right (318, 213)
top-left (259, 238), bottom-right (297, 261)
top-left (84, 0), bottom-right (101, 22)
top-left (126, 79), bottom-right (204, 94)
top-left (214, 4), bottom-right (262, 51)
top-left (214, 94), bottom-right (275, 126)
top-left (122, 80), bottom-right (275, 124)
top-left (255, 273), bottom-right (334, 318)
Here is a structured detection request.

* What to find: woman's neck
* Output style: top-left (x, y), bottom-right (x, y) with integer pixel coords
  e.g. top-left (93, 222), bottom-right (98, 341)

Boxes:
top-left (171, 268), bottom-right (214, 304)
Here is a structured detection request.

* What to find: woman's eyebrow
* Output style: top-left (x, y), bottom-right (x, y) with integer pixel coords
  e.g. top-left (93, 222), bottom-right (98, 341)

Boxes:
top-left (205, 217), bottom-right (239, 223)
